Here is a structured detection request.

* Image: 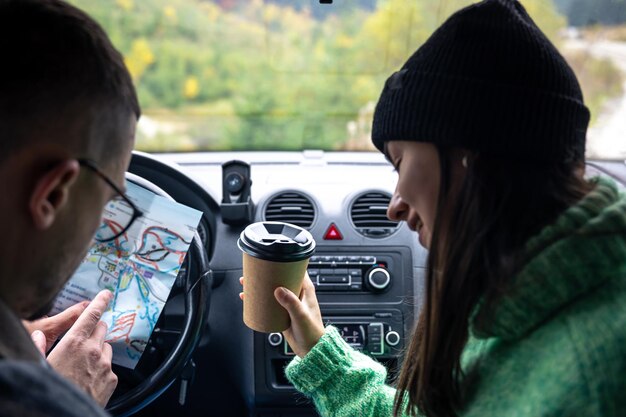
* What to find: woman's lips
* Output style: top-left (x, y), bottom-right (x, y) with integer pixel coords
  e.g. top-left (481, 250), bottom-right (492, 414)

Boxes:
top-left (408, 219), bottom-right (423, 232)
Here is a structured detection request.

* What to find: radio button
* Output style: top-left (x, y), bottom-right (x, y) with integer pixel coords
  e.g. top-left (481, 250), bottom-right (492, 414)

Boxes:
top-left (367, 323), bottom-right (384, 355)
top-left (367, 267), bottom-right (391, 291)
top-left (268, 333), bottom-right (283, 347)
top-left (308, 269), bottom-right (320, 277)
top-left (318, 275), bottom-right (350, 284)
top-left (348, 256), bottom-right (360, 263)
top-left (335, 256), bottom-right (347, 262)
top-left (322, 256), bottom-right (334, 262)
top-left (349, 269), bottom-right (362, 277)
top-left (320, 268), bottom-right (335, 275)
top-left (361, 256), bottom-right (376, 264)
top-left (334, 268), bottom-right (348, 275)
top-left (385, 331), bottom-right (401, 347)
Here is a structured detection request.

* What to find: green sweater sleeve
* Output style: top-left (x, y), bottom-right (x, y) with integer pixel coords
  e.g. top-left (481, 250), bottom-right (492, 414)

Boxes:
top-left (285, 326), bottom-right (402, 417)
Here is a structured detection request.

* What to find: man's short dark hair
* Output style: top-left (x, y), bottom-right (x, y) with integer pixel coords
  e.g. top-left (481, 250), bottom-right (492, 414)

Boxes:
top-left (0, 0), bottom-right (140, 162)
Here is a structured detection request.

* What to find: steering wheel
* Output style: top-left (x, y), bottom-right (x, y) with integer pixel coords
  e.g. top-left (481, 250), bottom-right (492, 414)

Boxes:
top-left (104, 173), bottom-right (212, 417)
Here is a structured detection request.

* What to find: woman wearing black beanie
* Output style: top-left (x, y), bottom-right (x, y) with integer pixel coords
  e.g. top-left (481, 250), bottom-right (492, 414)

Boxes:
top-left (271, 1), bottom-right (626, 416)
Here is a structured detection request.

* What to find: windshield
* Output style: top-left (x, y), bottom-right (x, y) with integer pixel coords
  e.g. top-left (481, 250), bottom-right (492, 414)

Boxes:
top-left (70, 0), bottom-right (626, 159)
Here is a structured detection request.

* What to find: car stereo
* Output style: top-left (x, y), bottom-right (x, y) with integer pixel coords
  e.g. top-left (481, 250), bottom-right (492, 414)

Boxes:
top-left (308, 255), bottom-right (392, 292)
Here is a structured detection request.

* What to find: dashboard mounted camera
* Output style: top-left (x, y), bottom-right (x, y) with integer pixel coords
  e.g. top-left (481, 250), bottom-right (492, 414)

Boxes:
top-left (221, 160), bottom-right (254, 226)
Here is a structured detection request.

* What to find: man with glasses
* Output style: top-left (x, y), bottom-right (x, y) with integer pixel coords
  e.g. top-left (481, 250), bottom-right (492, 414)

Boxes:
top-left (0, 0), bottom-right (140, 415)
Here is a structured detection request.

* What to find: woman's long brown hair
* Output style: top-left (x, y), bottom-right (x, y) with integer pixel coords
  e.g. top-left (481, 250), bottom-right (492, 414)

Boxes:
top-left (393, 147), bottom-right (593, 417)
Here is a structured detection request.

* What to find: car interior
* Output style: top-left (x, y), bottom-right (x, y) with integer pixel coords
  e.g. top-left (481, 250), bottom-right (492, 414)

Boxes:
top-left (58, 0), bottom-right (626, 416)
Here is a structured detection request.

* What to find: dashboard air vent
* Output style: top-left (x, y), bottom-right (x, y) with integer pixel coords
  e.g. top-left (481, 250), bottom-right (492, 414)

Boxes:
top-left (264, 192), bottom-right (315, 228)
top-left (350, 192), bottom-right (399, 238)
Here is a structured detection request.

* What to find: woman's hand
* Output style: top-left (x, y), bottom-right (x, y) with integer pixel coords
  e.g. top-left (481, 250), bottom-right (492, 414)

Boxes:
top-left (239, 273), bottom-right (325, 358)
top-left (274, 274), bottom-right (325, 358)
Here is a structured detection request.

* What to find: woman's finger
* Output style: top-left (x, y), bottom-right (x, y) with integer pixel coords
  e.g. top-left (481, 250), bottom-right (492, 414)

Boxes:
top-left (274, 287), bottom-right (307, 323)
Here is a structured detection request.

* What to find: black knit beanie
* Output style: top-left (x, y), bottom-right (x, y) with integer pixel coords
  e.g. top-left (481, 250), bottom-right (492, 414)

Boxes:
top-left (371, 0), bottom-right (589, 162)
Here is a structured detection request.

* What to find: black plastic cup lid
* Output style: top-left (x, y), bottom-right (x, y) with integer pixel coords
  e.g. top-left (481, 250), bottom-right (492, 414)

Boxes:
top-left (237, 221), bottom-right (316, 262)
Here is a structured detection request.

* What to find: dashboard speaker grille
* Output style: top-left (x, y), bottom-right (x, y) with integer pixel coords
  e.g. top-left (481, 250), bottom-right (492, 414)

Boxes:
top-left (350, 192), bottom-right (399, 238)
top-left (264, 192), bottom-right (315, 228)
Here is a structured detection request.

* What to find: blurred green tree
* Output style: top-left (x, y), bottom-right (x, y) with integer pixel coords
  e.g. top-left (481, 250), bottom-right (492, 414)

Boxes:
top-left (68, 0), bottom-right (620, 152)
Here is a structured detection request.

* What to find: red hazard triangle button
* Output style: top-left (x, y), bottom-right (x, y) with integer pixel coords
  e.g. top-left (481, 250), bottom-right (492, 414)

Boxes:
top-left (324, 223), bottom-right (343, 240)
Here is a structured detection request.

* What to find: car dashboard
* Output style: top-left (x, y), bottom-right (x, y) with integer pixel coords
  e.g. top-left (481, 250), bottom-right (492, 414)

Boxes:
top-left (128, 151), bottom-right (625, 417)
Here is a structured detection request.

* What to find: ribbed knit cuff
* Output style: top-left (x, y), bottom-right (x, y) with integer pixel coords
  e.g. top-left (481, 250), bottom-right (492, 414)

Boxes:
top-left (285, 326), bottom-right (353, 395)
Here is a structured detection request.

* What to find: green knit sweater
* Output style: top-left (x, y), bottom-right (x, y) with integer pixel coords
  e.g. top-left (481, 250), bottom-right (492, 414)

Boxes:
top-left (286, 177), bottom-right (626, 417)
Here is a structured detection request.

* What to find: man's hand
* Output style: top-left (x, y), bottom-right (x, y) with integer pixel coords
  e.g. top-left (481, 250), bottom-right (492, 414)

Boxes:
top-left (46, 290), bottom-right (118, 407)
top-left (24, 301), bottom-right (89, 353)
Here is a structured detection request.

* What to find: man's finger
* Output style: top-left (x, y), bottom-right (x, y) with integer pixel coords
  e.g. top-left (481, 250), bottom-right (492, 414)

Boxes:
top-left (46, 301), bottom-right (89, 335)
top-left (92, 320), bottom-right (108, 347)
top-left (31, 330), bottom-right (47, 356)
top-left (69, 290), bottom-right (113, 338)
top-left (102, 342), bottom-right (113, 363)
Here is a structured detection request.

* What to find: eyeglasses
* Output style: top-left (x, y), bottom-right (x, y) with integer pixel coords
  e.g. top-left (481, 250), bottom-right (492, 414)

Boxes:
top-left (77, 158), bottom-right (143, 243)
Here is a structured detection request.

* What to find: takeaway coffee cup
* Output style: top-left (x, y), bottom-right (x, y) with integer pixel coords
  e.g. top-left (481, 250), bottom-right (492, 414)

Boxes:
top-left (238, 221), bottom-right (316, 333)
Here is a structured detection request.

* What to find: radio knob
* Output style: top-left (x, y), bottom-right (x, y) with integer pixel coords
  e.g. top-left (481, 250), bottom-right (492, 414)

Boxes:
top-left (385, 331), bottom-right (401, 347)
top-left (268, 333), bottom-right (283, 347)
top-left (367, 267), bottom-right (391, 291)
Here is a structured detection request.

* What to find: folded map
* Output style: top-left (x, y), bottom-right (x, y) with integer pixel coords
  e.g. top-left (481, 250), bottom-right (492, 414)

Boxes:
top-left (52, 181), bottom-right (202, 369)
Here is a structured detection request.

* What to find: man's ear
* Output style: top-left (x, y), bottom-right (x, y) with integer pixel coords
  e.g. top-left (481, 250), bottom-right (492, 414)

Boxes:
top-left (28, 160), bottom-right (80, 230)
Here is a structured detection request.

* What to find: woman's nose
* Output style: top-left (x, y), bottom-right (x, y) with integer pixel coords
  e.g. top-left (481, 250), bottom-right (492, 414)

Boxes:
top-left (387, 190), bottom-right (409, 221)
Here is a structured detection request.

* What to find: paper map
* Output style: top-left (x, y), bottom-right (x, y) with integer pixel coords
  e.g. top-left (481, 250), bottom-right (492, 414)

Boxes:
top-left (52, 181), bottom-right (202, 368)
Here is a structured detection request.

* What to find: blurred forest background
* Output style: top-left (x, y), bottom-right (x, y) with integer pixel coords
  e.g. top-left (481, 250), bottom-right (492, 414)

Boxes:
top-left (69, 0), bottom-right (626, 153)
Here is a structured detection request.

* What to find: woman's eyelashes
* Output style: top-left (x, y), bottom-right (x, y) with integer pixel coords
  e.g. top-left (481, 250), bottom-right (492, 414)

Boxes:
top-left (392, 158), bottom-right (402, 173)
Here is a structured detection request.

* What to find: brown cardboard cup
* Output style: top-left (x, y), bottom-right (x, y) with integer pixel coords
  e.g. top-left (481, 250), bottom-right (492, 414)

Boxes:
top-left (242, 253), bottom-right (309, 333)
top-left (238, 221), bottom-right (315, 333)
